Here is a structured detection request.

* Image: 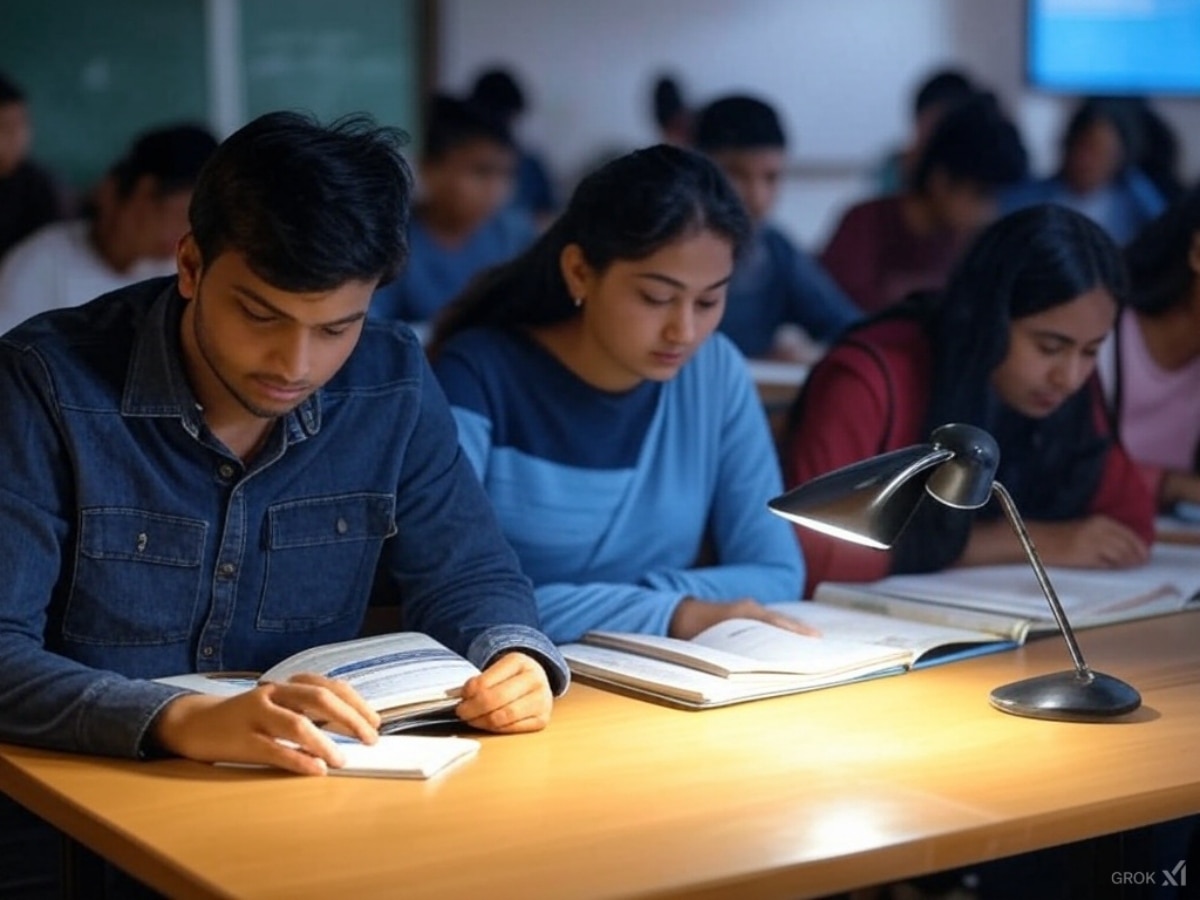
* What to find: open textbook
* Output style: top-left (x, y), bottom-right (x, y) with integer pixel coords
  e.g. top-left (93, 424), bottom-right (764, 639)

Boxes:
top-left (560, 619), bottom-right (911, 709)
top-left (156, 632), bottom-right (478, 733)
top-left (811, 543), bottom-right (1200, 643)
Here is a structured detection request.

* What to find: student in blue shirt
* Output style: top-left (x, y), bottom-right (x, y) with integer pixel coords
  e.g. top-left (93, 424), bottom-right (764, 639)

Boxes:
top-left (370, 95), bottom-right (536, 327)
top-left (430, 145), bottom-right (807, 644)
top-left (1003, 97), bottom-right (1165, 246)
top-left (693, 95), bottom-right (862, 360)
top-left (0, 111), bottom-right (567, 898)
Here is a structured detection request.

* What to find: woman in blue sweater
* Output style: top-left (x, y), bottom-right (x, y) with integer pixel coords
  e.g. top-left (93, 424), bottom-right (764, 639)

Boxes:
top-left (430, 145), bottom-right (806, 644)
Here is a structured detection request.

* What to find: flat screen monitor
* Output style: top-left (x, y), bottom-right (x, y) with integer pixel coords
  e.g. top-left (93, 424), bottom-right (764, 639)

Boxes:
top-left (1027, 0), bottom-right (1200, 95)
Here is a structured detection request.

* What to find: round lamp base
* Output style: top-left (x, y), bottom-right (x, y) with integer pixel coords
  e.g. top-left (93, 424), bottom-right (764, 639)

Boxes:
top-left (989, 670), bottom-right (1141, 721)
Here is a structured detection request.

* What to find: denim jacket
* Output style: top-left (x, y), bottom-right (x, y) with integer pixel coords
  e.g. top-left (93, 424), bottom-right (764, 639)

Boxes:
top-left (0, 278), bottom-right (568, 758)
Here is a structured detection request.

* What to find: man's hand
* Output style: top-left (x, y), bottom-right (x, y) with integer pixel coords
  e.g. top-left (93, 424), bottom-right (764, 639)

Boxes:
top-left (152, 673), bottom-right (381, 775)
top-left (456, 652), bottom-right (553, 734)
top-left (669, 597), bottom-right (819, 640)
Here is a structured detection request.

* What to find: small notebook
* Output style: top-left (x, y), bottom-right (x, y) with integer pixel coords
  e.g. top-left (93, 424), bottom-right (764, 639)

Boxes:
top-left (218, 733), bottom-right (481, 779)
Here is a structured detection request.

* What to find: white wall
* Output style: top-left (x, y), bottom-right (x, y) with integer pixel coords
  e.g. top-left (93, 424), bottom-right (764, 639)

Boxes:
top-left (438, 0), bottom-right (1200, 246)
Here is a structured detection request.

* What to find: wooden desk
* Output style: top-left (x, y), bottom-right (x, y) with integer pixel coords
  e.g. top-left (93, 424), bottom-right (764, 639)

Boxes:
top-left (2, 613), bottom-right (1199, 900)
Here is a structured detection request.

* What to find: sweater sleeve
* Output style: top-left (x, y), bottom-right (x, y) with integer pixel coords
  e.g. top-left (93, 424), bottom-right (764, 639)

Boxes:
top-left (640, 343), bottom-right (804, 605)
top-left (784, 342), bottom-right (898, 596)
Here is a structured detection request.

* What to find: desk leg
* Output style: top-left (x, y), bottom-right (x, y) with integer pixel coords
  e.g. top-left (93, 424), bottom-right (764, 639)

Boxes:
top-left (61, 834), bottom-right (106, 900)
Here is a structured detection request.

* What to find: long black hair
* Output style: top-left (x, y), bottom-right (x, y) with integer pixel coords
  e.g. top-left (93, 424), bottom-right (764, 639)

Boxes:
top-left (1124, 182), bottom-right (1200, 317)
top-left (791, 205), bottom-right (1128, 573)
top-left (429, 144), bottom-right (750, 355)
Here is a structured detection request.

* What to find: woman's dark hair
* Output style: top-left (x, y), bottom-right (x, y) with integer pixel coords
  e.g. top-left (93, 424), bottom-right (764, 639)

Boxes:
top-left (430, 144), bottom-right (750, 354)
top-left (110, 123), bottom-right (218, 199)
top-left (912, 92), bottom-right (1027, 193)
top-left (1059, 97), bottom-right (1139, 175)
top-left (469, 67), bottom-right (525, 120)
top-left (912, 68), bottom-right (975, 117)
top-left (929, 203), bottom-right (1127, 425)
top-left (1124, 183), bottom-right (1200, 316)
top-left (902, 204), bottom-right (1127, 570)
top-left (189, 111), bottom-right (413, 292)
top-left (422, 93), bottom-right (514, 161)
top-left (693, 95), bottom-right (787, 153)
top-left (652, 75), bottom-right (687, 130)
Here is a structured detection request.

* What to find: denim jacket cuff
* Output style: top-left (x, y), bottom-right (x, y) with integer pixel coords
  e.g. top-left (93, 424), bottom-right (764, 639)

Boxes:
top-left (466, 625), bottom-right (571, 696)
top-left (77, 678), bottom-right (195, 760)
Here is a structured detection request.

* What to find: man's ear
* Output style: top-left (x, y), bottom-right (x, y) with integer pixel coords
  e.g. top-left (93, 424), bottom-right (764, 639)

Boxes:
top-left (559, 243), bottom-right (594, 302)
top-left (176, 233), bottom-right (202, 300)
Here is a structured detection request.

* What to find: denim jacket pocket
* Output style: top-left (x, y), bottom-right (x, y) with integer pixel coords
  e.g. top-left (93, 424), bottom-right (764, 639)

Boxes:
top-left (65, 509), bottom-right (207, 645)
top-left (257, 492), bottom-right (398, 631)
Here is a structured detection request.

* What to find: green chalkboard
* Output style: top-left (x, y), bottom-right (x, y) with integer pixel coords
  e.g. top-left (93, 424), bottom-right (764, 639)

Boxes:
top-left (0, 0), bottom-right (209, 189)
top-left (240, 0), bottom-right (421, 138)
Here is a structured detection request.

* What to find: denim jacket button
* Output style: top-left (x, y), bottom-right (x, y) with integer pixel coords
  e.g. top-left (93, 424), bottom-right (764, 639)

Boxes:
top-left (201, 646), bottom-right (214, 658)
top-left (217, 463), bottom-right (236, 481)
top-left (335, 517), bottom-right (348, 535)
top-left (217, 562), bottom-right (236, 578)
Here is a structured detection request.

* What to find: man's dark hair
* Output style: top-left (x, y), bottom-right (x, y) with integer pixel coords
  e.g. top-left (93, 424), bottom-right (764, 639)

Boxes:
top-left (422, 94), bottom-right (515, 162)
top-left (469, 67), bottom-right (525, 119)
top-left (693, 95), bottom-right (786, 153)
top-left (110, 123), bottom-right (218, 199)
top-left (0, 71), bottom-right (26, 106)
top-left (912, 92), bottom-right (1027, 192)
top-left (189, 111), bottom-right (414, 292)
top-left (913, 68), bottom-right (975, 117)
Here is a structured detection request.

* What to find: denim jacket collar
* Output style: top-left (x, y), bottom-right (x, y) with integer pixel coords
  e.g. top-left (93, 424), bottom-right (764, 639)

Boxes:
top-left (120, 282), bottom-right (322, 441)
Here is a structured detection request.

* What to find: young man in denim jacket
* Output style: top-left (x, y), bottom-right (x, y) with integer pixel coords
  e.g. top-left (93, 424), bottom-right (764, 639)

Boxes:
top-left (0, 112), bottom-right (568, 896)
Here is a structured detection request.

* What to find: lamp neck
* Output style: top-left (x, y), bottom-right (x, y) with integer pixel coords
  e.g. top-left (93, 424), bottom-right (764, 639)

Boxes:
top-left (990, 481), bottom-right (1092, 679)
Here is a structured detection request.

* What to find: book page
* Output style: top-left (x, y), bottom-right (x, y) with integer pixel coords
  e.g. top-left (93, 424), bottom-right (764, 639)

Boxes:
top-left (768, 601), bottom-right (1013, 665)
top-left (583, 630), bottom-right (820, 679)
top-left (688, 619), bottom-right (910, 676)
top-left (561, 643), bottom-right (818, 707)
top-left (808, 587), bottom-right (1033, 642)
top-left (260, 633), bottom-right (481, 713)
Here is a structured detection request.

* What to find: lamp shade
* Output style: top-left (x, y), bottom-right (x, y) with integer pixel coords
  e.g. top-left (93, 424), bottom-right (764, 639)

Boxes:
top-left (767, 424), bottom-right (998, 549)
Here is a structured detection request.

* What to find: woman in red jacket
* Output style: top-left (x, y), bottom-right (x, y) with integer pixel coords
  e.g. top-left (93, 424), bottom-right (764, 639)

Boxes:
top-left (785, 203), bottom-right (1154, 596)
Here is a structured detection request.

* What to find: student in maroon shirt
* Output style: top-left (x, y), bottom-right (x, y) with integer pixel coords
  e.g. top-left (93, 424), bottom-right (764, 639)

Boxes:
top-left (821, 92), bottom-right (1027, 314)
top-left (788, 204), bottom-right (1154, 597)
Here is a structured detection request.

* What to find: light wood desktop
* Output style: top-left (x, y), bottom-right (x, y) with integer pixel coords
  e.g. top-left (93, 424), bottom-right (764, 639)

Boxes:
top-left (1, 612), bottom-right (1198, 900)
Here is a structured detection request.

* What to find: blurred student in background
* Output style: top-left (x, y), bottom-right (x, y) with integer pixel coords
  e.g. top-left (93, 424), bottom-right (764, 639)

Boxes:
top-left (1098, 184), bottom-right (1200, 512)
top-left (694, 95), bottom-right (861, 361)
top-left (370, 95), bottom-right (535, 331)
top-left (875, 66), bottom-right (977, 194)
top-left (0, 72), bottom-right (68, 263)
top-left (821, 92), bottom-right (1027, 315)
top-left (1004, 97), bottom-right (1165, 245)
top-left (430, 145), bottom-right (806, 644)
top-left (788, 205), bottom-right (1153, 596)
top-left (469, 66), bottom-right (558, 225)
top-left (651, 74), bottom-right (693, 147)
top-left (0, 122), bottom-right (216, 334)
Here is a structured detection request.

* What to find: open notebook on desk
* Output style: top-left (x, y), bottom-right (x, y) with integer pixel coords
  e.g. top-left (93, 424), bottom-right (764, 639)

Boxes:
top-left (563, 618), bottom-right (928, 710)
top-left (811, 543), bottom-right (1200, 643)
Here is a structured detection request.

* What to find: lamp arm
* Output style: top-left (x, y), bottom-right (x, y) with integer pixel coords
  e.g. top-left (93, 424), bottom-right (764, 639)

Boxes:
top-left (990, 481), bottom-right (1092, 679)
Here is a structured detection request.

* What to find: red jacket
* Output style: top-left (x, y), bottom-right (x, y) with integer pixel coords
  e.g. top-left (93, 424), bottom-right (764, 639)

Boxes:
top-left (785, 317), bottom-right (1156, 596)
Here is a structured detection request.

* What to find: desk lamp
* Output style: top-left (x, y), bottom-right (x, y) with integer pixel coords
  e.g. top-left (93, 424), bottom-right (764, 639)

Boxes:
top-left (768, 423), bottom-right (1140, 721)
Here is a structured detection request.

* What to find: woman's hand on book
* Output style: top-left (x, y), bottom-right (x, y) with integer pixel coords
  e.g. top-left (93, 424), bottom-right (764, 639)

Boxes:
top-left (1029, 516), bottom-right (1150, 569)
top-left (456, 651), bottom-right (553, 734)
top-left (669, 597), bottom-right (820, 640)
top-left (151, 674), bottom-right (382, 775)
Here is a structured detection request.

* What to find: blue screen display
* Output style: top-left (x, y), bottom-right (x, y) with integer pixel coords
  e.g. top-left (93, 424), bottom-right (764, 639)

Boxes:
top-left (1028, 0), bottom-right (1200, 94)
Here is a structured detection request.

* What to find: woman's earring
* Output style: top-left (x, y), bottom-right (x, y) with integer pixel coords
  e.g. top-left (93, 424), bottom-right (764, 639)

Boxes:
top-left (573, 296), bottom-right (584, 308)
